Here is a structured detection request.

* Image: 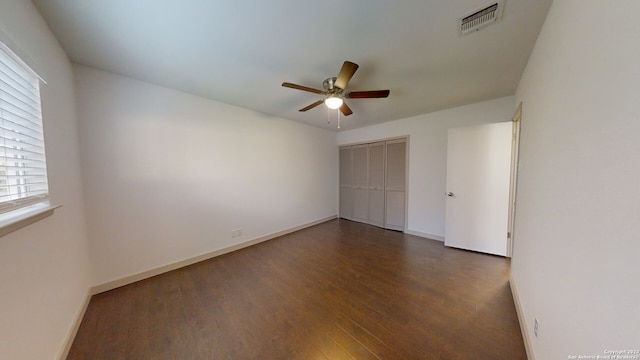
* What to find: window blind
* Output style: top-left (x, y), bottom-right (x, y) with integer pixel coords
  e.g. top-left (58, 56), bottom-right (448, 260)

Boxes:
top-left (0, 43), bottom-right (48, 214)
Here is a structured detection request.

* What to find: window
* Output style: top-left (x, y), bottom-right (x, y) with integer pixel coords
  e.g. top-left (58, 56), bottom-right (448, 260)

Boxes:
top-left (0, 42), bottom-right (48, 214)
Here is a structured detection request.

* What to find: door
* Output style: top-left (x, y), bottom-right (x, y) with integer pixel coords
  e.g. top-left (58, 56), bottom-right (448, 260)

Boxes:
top-left (385, 139), bottom-right (406, 231)
top-left (351, 144), bottom-right (369, 223)
top-left (368, 142), bottom-right (385, 227)
top-left (339, 138), bottom-right (407, 231)
top-left (339, 147), bottom-right (353, 220)
top-left (445, 122), bottom-right (512, 256)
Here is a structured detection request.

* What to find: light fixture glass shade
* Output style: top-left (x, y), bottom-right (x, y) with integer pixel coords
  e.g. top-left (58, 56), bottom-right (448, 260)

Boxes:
top-left (324, 96), bottom-right (343, 109)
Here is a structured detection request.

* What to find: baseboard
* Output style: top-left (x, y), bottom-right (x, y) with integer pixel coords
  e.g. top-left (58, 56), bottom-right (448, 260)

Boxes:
top-left (510, 275), bottom-right (534, 360)
top-left (57, 289), bottom-right (92, 360)
top-left (91, 215), bottom-right (337, 295)
top-left (404, 229), bottom-right (445, 242)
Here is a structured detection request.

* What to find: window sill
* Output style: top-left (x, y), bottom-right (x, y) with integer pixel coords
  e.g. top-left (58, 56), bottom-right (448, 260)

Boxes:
top-left (0, 202), bottom-right (61, 238)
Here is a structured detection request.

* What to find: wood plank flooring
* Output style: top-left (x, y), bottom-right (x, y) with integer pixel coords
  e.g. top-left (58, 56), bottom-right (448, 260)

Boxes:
top-left (68, 219), bottom-right (526, 359)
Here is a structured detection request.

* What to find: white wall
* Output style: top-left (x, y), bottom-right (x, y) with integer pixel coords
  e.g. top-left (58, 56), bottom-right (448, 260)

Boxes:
top-left (511, 1), bottom-right (640, 359)
top-left (0, 1), bottom-right (91, 359)
top-left (74, 65), bottom-right (338, 286)
top-left (337, 96), bottom-right (514, 240)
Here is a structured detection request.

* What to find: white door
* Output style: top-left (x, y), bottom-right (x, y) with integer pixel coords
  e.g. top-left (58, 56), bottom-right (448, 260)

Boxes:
top-left (368, 142), bottom-right (385, 227)
top-left (445, 122), bottom-right (512, 256)
top-left (339, 147), bottom-right (353, 220)
top-left (351, 145), bottom-right (369, 223)
top-left (385, 139), bottom-right (406, 231)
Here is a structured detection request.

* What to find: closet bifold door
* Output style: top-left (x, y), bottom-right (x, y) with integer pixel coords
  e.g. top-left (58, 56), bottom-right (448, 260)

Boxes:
top-left (368, 142), bottom-right (385, 227)
top-left (351, 144), bottom-right (369, 224)
top-left (339, 146), bottom-right (353, 220)
top-left (385, 139), bottom-right (406, 231)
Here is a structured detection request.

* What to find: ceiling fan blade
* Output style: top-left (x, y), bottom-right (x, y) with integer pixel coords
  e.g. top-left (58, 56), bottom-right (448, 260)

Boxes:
top-left (299, 100), bottom-right (324, 112)
top-left (334, 61), bottom-right (359, 89)
top-left (347, 90), bottom-right (390, 99)
top-left (282, 82), bottom-right (323, 94)
top-left (339, 102), bottom-right (353, 116)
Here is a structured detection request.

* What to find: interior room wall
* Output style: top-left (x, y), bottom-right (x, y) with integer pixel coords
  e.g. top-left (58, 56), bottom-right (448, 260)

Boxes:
top-left (0, 1), bottom-right (91, 359)
top-left (74, 65), bottom-right (338, 286)
top-left (337, 96), bottom-right (514, 240)
top-left (511, 1), bottom-right (640, 358)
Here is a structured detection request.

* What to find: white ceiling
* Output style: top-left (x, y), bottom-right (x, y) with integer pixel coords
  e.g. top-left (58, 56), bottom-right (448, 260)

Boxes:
top-left (33, 0), bottom-right (552, 131)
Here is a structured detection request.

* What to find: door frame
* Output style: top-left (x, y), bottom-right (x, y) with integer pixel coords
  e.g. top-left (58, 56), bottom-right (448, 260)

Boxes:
top-left (507, 102), bottom-right (522, 257)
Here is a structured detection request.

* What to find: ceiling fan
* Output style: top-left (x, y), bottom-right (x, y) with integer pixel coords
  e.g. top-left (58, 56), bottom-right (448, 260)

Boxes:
top-left (282, 61), bottom-right (390, 117)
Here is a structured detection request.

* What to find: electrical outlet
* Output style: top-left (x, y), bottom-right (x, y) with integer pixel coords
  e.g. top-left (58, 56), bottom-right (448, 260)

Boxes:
top-left (534, 318), bottom-right (539, 338)
top-left (231, 229), bottom-right (242, 238)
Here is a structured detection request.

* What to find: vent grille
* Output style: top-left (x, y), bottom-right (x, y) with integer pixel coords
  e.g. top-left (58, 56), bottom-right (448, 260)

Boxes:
top-left (458, 1), bottom-right (504, 36)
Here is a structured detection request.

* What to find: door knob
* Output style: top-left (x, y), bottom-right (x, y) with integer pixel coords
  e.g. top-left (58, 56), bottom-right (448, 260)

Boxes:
top-left (447, 192), bottom-right (454, 197)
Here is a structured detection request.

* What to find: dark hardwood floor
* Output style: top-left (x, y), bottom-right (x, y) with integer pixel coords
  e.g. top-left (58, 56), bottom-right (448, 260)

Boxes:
top-left (68, 219), bottom-right (526, 359)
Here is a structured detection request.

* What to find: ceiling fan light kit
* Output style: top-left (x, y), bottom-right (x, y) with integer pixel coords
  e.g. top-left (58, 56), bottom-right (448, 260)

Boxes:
top-left (324, 95), bottom-right (343, 109)
top-left (282, 60), bottom-right (390, 127)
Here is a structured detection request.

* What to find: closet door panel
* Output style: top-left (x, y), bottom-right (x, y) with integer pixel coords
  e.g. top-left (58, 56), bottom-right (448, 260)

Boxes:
top-left (368, 142), bottom-right (385, 227)
top-left (386, 141), bottom-right (406, 190)
top-left (351, 145), bottom-right (369, 223)
top-left (339, 147), bottom-right (353, 220)
top-left (340, 147), bottom-right (353, 185)
top-left (352, 145), bottom-right (368, 186)
top-left (385, 140), bottom-right (406, 231)
top-left (386, 190), bottom-right (406, 231)
top-left (353, 188), bottom-right (369, 222)
top-left (369, 143), bottom-right (385, 188)
top-left (369, 190), bottom-right (385, 227)
top-left (339, 187), bottom-right (353, 220)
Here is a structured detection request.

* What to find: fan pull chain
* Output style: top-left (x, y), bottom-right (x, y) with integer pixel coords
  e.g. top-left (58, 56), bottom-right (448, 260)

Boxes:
top-left (326, 108), bottom-right (341, 129)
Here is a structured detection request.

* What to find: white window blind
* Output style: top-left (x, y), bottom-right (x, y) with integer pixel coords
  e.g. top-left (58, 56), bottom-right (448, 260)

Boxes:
top-left (0, 43), bottom-right (48, 214)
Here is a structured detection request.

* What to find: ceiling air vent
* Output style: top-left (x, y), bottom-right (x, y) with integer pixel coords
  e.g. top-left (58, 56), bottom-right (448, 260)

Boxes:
top-left (458, 0), bottom-right (505, 36)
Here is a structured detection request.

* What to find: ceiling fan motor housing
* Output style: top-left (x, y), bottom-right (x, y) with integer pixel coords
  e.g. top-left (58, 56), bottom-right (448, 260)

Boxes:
top-left (323, 77), bottom-right (343, 95)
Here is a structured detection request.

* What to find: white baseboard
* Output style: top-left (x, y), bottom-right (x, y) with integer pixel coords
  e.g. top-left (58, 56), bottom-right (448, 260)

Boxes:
top-left (510, 275), bottom-right (534, 360)
top-left (91, 215), bottom-right (337, 295)
top-left (404, 229), bottom-right (445, 242)
top-left (58, 289), bottom-right (92, 360)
